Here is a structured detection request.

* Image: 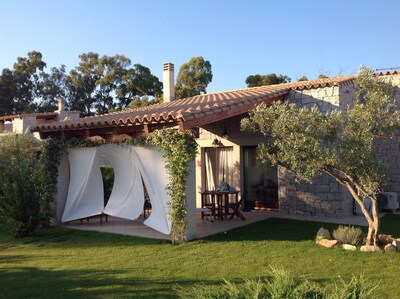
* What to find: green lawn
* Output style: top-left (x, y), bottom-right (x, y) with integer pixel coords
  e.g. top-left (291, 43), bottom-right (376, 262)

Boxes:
top-left (1, 215), bottom-right (400, 298)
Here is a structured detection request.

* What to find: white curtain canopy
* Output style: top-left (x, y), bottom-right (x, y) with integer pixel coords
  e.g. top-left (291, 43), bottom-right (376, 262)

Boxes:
top-left (133, 147), bottom-right (171, 235)
top-left (61, 145), bottom-right (171, 235)
top-left (101, 145), bottom-right (145, 221)
top-left (62, 148), bottom-right (104, 222)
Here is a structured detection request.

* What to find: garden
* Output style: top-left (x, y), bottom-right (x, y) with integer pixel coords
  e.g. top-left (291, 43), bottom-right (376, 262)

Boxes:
top-left (1, 215), bottom-right (400, 298)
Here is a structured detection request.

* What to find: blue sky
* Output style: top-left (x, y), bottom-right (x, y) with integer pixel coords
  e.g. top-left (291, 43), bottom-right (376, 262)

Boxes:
top-left (0, 0), bottom-right (399, 93)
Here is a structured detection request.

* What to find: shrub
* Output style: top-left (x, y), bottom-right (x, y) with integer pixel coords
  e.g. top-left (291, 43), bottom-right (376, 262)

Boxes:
top-left (332, 225), bottom-right (364, 246)
top-left (330, 274), bottom-right (377, 299)
top-left (175, 268), bottom-right (377, 299)
top-left (0, 134), bottom-right (42, 237)
top-left (175, 266), bottom-right (325, 299)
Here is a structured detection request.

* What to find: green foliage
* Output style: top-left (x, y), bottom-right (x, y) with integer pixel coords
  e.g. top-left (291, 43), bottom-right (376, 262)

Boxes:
top-left (38, 138), bottom-right (65, 227)
top-left (100, 166), bottom-right (114, 202)
top-left (0, 134), bottom-right (42, 236)
top-left (39, 137), bottom-right (101, 226)
top-left (245, 73), bottom-right (291, 87)
top-left (241, 102), bottom-right (343, 182)
top-left (318, 74), bottom-right (329, 79)
top-left (150, 128), bottom-right (197, 244)
top-left (332, 225), bottom-right (364, 246)
top-left (175, 56), bottom-right (213, 99)
top-left (241, 66), bottom-right (400, 245)
top-left (331, 274), bottom-right (377, 299)
top-left (126, 95), bottom-right (160, 110)
top-left (1, 215), bottom-right (399, 298)
top-left (39, 131), bottom-right (196, 245)
top-left (176, 266), bottom-right (378, 298)
top-left (298, 75), bottom-right (309, 82)
top-left (0, 51), bottom-right (162, 116)
top-left (0, 51), bottom-right (47, 114)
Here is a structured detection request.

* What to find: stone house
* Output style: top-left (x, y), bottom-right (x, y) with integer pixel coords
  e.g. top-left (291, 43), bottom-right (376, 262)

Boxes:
top-left (0, 100), bottom-right (80, 136)
top-left (29, 66), bottom-right (400, 236)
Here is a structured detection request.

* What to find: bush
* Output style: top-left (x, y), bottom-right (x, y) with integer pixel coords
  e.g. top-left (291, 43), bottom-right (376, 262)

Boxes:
top-left (175, 267), bottom-right (377, 299)
top-left (330, 274), bottom-right (377, 299)
top-left (332, 225), bottom-right (364, 246)
top-left (0, 134), bottom-right (42, 237)
top-left (175, 266), bottom-right (325, 299)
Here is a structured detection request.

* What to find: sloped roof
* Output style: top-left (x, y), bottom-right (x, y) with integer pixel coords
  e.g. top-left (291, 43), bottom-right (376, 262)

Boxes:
top-left (33, 75), bottom-right (355, 136)
top-left (0, 111), bottom-right (59, 122)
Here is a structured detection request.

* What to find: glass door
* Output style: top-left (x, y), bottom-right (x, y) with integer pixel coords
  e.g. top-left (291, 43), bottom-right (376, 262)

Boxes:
top-left (204, 147), bottom-right (234, 191)
top-left (243, 146), bottom-right (278, 210)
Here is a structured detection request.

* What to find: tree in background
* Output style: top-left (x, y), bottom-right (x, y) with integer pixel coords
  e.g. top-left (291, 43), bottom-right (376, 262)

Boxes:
top-left (0, 51), bottom-right (47, 115)
top-left (36, 65), bottom-right (67, 112)
top-left (116, 63), bottom-right (162, 109)
top-left (241, 67), bottom-right (400, 246)
top-left (245, 73), bottom-right (291, 87)
top-left (0, 69), bottom-right (15, 115)
top-left (298, 75), bottom-right (309, 82)
top-left (318, 74), bottom-right (329, 79)
top-left (0, 51), bottom-right (162, 116)
top-left (175, 56), bottom-right (212, 99)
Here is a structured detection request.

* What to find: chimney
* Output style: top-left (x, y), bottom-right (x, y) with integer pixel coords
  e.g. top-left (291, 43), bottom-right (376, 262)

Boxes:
top-left (163, 62), bottom-right (175, 102)
top-left (57, 98), bottom-right (65, 112)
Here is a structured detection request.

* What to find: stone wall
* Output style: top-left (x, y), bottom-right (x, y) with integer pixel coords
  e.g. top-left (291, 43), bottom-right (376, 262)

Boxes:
top-left (281, 83), bottom-right (357, 217)
top-left (289, 83), bottom-right (356, 112)
top-left (281, 74), bottom-right (400, 217)
top-left (278, 167), bottom-right (353, 217)
top-left (375, 135), bottom-right (400, 194)
top-left (376, 75), bottom-right (400, 194)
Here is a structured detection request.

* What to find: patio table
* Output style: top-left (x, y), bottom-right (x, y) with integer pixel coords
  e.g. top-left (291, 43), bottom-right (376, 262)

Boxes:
top-left (200, 190), bottom-right (240, 220)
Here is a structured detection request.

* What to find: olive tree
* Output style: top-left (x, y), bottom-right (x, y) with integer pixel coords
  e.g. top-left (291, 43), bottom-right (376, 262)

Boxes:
top-left (241, 67), bottom-right (400, 246)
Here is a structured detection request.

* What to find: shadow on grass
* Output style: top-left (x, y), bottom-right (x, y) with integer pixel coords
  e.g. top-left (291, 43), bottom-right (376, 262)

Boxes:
top-left (0, 266), bottom-right (219, 299)
top-left (12, 227), bottom-right (170, 249)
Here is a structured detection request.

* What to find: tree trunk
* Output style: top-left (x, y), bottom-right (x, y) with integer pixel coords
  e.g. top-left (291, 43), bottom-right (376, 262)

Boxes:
top-left (370, 197), bottom-right (380, 246)
top-left (343, 183), bottom-right (379, 245)
top-left (358, 196), bottom-right (379, 246)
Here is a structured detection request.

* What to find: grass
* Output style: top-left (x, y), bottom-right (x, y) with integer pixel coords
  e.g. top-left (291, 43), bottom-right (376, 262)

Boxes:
top-left (0, 215), bottom-right (399, 298)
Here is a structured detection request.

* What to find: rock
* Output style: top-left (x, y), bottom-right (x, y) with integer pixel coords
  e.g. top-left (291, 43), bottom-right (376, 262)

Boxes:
top-left (392, 239), bottom-right (400, 251)
top-left (377, 234), bottom-right (394, 246)
top-left (384, 244), bottom-right (397, 253)
top-left (360, 245), bottom-right (382, 252)
top-left (342, 244), bottom-right (357, 251)
top-left (317, 239), bottom-right (338, 248)
top-left (316, 227), bottom-right (332, 240)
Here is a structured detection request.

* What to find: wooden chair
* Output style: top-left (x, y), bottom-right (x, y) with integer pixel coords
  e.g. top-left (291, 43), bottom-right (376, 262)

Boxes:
top-left (201, 192), bottom-right (217, 219)
top-left (229, 194), bottom-right (246, 221)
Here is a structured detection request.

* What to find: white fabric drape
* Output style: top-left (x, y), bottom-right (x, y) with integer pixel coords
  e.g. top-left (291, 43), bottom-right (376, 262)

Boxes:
top-left (204, 147), bottom-right (233, 189)
top-left (204, 149), bottom-right (216, 191)
top-left (221, 147), bottom-right (233, 185)
top-left (132, 147), bottom-right (171, 235)
top-left (101, 145), bottom-right (144, 220)
top-left (62, 148), bottom-right (104, 222)
top-left (61, 145), bottom-right (171, 235)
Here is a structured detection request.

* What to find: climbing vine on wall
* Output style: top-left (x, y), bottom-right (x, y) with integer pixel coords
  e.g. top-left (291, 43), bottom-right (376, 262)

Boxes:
top-left (150, 129), bottom-right (198, 245)
top-left (41, 129), bottom-right (197, 245)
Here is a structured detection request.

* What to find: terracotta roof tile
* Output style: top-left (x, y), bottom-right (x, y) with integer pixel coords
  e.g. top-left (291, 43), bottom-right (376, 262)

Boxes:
top-left (33, 74), bottom-right (359, 133)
